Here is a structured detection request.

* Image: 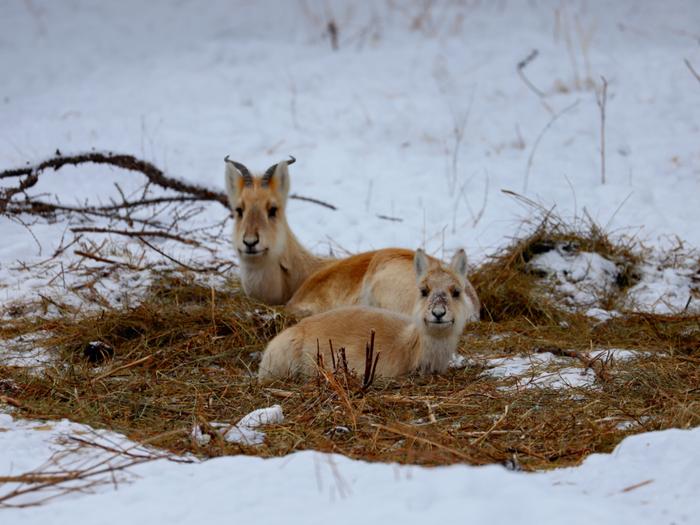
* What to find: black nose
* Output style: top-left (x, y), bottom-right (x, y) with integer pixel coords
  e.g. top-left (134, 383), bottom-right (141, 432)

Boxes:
top-left (243, 236), bottom-right (259, 249)
top-left (432, 305), bottom-right (446, 320)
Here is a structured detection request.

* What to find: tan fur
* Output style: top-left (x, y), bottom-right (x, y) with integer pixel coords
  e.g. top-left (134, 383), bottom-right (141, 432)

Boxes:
top-left (259, 250), bottom-right (471, 382)
top-left (224, 159), bottom-right (330, 304)
top-left (287, 248), bottom-right (480, 321)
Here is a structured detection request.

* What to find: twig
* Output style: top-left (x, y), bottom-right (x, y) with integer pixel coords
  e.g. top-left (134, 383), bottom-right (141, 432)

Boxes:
top-left (70, 227), bottom-right (199, 246)
top-left (684, 58), bottom-right (700, 86)
top-left (0, 395), bottom-right (25, 409)
top-left (376, 214), bottom-right (403, 222)
top-left (524, 100), bottom-right (580, 192)
top-left (535, 347), bottom-right (610, 382)
top-left (517, 49), bottom-right (552, 113)
top-left (136, 236), bottom-right (200, 272)
top-left (74, 250), bottom-right (140, 270)
top-left (327, 20), bottom-right (339, 50)
top-left (620, 479), bottom-right (654, 493)
top-left (372, 423), bottom-right (476, 462)
top-left (289, 193), bottom-right (337, 210)
top-left (362, 330), bottom-right (380, 390)
top-left (595, 76), bottom-right (608, 185)
top-left (91, 355), bottom-right (154, 382)
top-left (473, 404), bottom-right (509, 446)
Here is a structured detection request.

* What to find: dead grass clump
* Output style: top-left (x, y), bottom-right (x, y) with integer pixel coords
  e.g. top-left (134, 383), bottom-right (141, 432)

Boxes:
top-left (470, 212), bottom-right (642, 322)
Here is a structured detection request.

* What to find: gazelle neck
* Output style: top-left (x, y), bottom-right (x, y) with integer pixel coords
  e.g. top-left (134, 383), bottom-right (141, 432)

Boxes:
top-left (239, 220), bottom-right (330, 305)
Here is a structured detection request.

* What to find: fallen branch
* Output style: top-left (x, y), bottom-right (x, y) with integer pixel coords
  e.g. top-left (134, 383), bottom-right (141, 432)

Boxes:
top-left (0, 152), bottom-right (227, 208)
top-left (1, 151), bottom-right (337, 213)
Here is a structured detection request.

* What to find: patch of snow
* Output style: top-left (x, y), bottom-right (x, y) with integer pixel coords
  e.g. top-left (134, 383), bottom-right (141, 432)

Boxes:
top-left (589, 348), bottom-right (645, 362)
top-left (224, 405), bottom-right (284, 446)
top-left (191, 425), bottom-right (211, 446)
top-left (585, 307), bottom-right (620, 322)
top-left (0, 333), bottom-right (53, 370)
top-left (519, 367), bottom-right (597, 390)
top-left (626, 257), bottom-right (699, 314)
top-left (485, 349), bottom-right (643, 390)
top-left (448, 353), bottom-right (468, 369)
top-left (485, 354), bottom-right (557, 378)
top-left (528, 245), bottom-right (619, 308)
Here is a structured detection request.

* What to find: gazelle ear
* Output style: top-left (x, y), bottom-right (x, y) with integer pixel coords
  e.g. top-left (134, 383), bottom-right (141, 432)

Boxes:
top-left (269, 162), bottom-right (290, 201)
top-left (450, 249), bottom-right (468, 277)
top-left (224, 158), bottom-right (247, 210)
top-left (262, 156), bottom-right (294, 203)
top-left (414, 249), bottom-right (429, 281)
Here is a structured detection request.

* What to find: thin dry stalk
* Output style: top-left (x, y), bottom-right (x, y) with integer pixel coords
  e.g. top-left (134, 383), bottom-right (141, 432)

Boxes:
top-left (595, 76), bottom-right (608, 184)
top-left (684, 58), bottom-right (700, 86)
top-left (524, 100), bottom-right (580, 192)
top-left (517, 49), bottom-right (552, 113)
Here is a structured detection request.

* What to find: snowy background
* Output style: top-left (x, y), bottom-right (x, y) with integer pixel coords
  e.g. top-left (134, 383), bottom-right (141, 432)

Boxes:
top-left (1, 0), bottom-right (699, 522)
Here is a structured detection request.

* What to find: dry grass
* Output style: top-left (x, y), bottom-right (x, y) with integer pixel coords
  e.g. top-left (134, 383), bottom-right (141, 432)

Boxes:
top-left (1, 220), bottom-right (699, 472)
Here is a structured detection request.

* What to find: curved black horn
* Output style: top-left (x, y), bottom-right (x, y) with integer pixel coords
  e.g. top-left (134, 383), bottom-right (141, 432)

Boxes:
top-left (224, 155), bottom-right (253, 186)
top-left (262, 155), bottom-right (296, 185)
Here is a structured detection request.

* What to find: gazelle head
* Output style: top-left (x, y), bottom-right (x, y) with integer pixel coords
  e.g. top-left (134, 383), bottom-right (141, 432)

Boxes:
top-left (224, 156), bottom-right (294, 265)
top-left (413, 249), bottom-right (471, 337)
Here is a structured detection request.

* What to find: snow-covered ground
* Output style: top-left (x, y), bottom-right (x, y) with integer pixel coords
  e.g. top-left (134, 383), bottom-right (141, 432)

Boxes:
top-left (1, 0), bottom-right (700, 521)
top-left (1, 413), bottom-right (698, 524)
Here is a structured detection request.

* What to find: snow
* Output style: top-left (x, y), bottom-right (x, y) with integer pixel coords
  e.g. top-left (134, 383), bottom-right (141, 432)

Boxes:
top-left (0, 333), bottom-right (53, 370)
top-left (528, 243), bottom-right (699, 315)
top-left (1, 413), bottom-right (699, 524)
top-left (1, 0), bottom-right (700, 521)
top-left (224, 405), bottom-right (284, 445)
top-left (484, 349), bottom-right (643, 390)
top-left (627, 255), bottom-right (699, 314)
top-left (528, 246), bottom-right (620, 308)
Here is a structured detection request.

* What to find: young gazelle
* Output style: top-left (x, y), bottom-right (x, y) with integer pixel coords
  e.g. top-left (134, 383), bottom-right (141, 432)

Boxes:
top-left (258, 249), bottom-right (471, 382)
top-left (224, 156), bottom-right (330, 304)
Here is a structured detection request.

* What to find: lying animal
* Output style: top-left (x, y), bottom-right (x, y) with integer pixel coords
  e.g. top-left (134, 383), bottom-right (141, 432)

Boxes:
top-left (258, 248), bottom-right (471, 381)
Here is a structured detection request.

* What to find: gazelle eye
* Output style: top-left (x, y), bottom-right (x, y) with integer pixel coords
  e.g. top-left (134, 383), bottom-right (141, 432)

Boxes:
top-left (420, 287), bottom-right (429, 297)
top-left (268, 206), bottom-right (278, 218)
top-left (452, 289), bottom-right (461, 298)
top-left (235, 207), bottom-right (243, 218)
